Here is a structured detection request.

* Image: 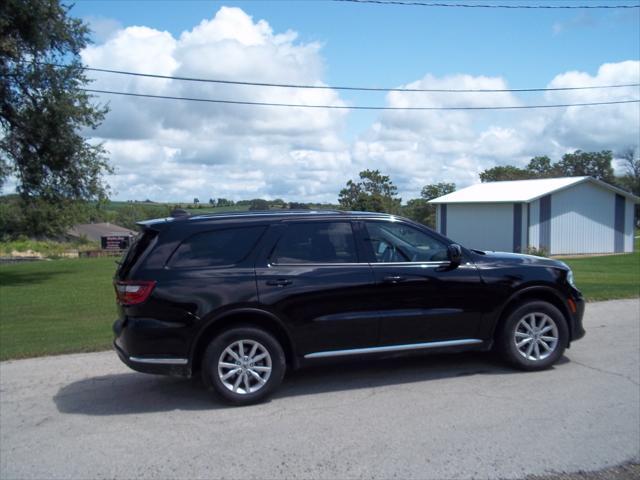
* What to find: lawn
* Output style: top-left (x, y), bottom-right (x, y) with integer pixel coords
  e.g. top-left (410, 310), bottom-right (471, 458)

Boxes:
top-left (0, 257), bottom-right (117, 360)
top-left (0, 245), bottom-right (638, 360)
top-left (563, 250), bottom-right (640, 301)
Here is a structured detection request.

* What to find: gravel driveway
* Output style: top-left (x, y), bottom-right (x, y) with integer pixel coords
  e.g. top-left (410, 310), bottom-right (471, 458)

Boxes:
top-left (1, 299), bottom-right (639, 479)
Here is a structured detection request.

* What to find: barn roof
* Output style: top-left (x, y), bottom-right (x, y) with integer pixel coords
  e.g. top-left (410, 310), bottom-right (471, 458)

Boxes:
top-left (67, 223), bottom-right (137, 242)
top-left (428, 176), bottom-right (639, 204)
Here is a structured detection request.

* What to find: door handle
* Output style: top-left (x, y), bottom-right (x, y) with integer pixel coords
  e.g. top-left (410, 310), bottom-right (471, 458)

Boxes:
top-left (383, 275), bottom-right (405, 284)
top-left (266, 279), bottom-right (293, 287)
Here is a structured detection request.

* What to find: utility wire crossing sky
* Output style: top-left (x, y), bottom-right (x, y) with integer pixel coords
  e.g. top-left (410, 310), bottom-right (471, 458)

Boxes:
top-left (333, 0), bottom-right (640, 9)
top-left (82, 88), bottom-right (640, 111)
top-left (59, 64), bottom-right (640, 93)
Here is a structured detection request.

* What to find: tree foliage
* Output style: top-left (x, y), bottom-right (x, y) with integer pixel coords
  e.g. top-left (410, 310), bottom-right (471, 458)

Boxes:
top-left (479, 165), bottom-right (532, 183)
top-left (338, 169), bottom-right (401, 214)
top-left (0, 0), bottom-right (110, 236)
top-left (402, 182), bottom-right (455, 227)
top-left (616, 147), bottom-right (640, 196)
top-left (216, 198), bottom-right (235, 207)
top-left (479, 151), bottom-right (617, 184)
top-left (556, 150), bottom-right (615, 183)
top-left (248, 198), bottom-right (269, 211)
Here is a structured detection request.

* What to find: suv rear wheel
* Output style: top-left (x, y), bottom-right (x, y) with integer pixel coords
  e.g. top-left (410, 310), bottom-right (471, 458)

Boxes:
top-left (497, 301), bottom-right (568, 371)
top-left (202, 326), bottom-right (286, 405)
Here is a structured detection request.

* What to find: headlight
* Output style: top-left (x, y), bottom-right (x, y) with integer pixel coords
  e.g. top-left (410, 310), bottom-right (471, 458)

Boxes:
top-left (559, 261), bottom-right (575, 287)
top-left (566, 268), bottom-right (575, 287)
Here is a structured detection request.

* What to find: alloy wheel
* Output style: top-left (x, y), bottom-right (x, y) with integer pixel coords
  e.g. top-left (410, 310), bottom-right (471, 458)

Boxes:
top-left (217, 339), bottom-right (272, 394)
top-left (514, 312), bottom-right (559, 361)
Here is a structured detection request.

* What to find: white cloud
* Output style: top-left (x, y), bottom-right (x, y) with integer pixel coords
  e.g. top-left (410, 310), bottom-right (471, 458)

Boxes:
top-left (353, 63), bottom-right (639, 199)
top-left (67, 7), bottom-right (640, 203)
top-left (82, 7), bottom-right (350, 203)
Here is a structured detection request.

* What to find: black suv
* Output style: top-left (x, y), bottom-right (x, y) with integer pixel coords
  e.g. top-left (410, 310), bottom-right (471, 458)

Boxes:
top-left (113, 210), bottom-right (585, 405)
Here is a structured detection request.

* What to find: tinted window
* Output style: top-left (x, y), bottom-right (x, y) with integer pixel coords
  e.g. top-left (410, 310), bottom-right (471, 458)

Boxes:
top-left (169, 226), bottom-right (265, 268)
top-left (272, 222), bottom-right (357, 264)
top-left (118, 229), bottom-right (157, 278)
top-left (364, 221), bottom-right (449, 263)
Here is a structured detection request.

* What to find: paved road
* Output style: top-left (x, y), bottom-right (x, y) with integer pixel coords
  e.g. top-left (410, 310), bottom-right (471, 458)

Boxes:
top-left (1, 299), bottom-right (639, 479)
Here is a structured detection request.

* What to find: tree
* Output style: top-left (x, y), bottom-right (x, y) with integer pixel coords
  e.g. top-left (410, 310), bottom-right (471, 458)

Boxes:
top-left (479, 165), bottom-right (530, 182)
top-left (421, 182), bottom-right (456, 201)
top-left (479, 150), bottom-right (617, 184)
top-left (555, 150), bottom-right (615, 183)
top-left (338, 169), bottom-right (401, 214)
top-left (270, 198), bottom-right (286, 209)
top-left (0, 0), bottom-right (110, 237)
top-left (216, 198), bottom-right (234, 207)
top-left (208, 198), bottom-right (215, 206)
top-left (288, 202), bottom-right (310, 210)
top-left (248, 198), bottom-right (269, 211)
top-left (193, 198), bottom-right (199, 205)
top-left (617, 147), bottom-right (640, 222)
top-left (402, 182), bottom-right (455, 228)
top-left (616, 147), bottom-right (639, 196)
top-left (526, 156), bottom-right (556, 178)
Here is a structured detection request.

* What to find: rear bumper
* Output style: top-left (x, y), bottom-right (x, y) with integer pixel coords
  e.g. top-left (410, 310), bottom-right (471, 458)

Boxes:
top-left (113, 319), bottom-right (191, 377)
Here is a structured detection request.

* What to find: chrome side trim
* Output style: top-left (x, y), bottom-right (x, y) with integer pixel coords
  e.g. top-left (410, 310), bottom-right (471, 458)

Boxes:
top-left (304, 339), bottom-right (483, 359)
top-left (129, 356), bottom-right (189, 365)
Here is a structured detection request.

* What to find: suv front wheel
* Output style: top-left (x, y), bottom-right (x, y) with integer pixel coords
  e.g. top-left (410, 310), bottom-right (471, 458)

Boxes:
top-left (202, 326), bottom-right (286, 405)
top-left (497, 301), bottom-right (569, 371)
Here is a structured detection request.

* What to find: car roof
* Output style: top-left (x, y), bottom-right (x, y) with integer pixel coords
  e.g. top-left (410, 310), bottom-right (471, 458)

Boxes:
top-left (137, 210), bottom-right (398, 229)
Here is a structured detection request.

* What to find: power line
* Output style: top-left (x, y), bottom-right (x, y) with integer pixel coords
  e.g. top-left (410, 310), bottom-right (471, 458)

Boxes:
top-left (61, 65), bottom-right (640, 93)
top-left (334, 0), bottom-right (640, 9)
top-left (82, 88), bottom-right (640, 110)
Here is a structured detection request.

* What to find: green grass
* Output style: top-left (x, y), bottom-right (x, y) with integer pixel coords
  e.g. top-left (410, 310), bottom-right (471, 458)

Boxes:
top-left (0, 257), bottom-right (117, 360)
top-left (563, 249), bottom-right (640, 302)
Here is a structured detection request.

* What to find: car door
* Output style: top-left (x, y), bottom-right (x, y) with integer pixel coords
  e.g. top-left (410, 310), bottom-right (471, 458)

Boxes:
top-left (359, 219), bottom-right (485, 346)
top-left (255, 220), bottom-right (379, 357)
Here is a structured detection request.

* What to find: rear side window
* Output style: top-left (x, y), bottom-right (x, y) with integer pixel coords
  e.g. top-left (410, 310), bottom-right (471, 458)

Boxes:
top-left (271, 222), bottom-right (357, 264)
top-left (118, 229), bottom-right (158, 278)
top-left (169, 226), bottom-right (265, 268)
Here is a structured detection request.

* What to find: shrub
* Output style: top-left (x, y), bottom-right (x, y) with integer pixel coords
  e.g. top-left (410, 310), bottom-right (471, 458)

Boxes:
top-left (525, 245), bottom-right (549, 257)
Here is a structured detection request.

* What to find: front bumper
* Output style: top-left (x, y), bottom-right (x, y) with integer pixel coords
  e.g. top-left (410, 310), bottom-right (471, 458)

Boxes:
top-left (570, 294), bottom-right (586, 342)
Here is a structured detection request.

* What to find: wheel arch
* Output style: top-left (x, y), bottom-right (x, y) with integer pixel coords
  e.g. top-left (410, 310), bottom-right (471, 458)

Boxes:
top-left (491, 286), bottom-right (573, 346)
top-left (190, 308), bottom-right (297, 373)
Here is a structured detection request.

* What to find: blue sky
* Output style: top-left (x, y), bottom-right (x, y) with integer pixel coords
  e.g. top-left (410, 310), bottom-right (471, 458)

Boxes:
top-left (71, 1), bottom-right (640, 86)
top-left (57, 0), bottom-right (640, 202)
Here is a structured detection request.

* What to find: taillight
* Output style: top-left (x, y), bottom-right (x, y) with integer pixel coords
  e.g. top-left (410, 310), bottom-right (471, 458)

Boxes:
top-left (114, 280), bottom-right (156, 306)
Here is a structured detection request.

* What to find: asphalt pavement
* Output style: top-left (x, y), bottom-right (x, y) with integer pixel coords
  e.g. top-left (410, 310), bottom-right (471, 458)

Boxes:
top-left (1, 299), bottom-right (639, 479)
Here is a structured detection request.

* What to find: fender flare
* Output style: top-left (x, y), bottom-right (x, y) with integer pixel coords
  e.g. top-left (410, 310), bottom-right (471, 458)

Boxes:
top-left (189, 307), bottom-right (297, 367)
top-left (490, 285), bottom-right (572, 339)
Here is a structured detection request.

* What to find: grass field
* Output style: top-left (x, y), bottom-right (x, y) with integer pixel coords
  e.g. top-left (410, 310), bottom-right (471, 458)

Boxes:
top-left (0, 257), bottom-right (116, 360)
top-left (563, 251), bottom-right (640, 301)
top-left (1, 245), bottom-right (638, 360)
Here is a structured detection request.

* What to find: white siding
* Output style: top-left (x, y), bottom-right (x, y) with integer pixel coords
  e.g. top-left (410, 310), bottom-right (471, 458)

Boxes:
top-left (528, 200), bottom-right (540, 250)
top-left (625, 198), bottom-right (635, 253)
top-left (520, 203), bottom-right (528, 252)
top-left (446, 203), bottom-right (513, 251)
top-left (550, 182), bottom-right (615, 255)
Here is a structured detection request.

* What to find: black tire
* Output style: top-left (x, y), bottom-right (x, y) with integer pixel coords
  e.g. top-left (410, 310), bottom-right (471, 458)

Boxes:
top-left (201, 326), bottom-right (286, 405)
top-left (496, 301), bottom-right (568, 371)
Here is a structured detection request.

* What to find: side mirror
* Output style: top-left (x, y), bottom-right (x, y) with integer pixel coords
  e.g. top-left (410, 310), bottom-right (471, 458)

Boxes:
top-left (448, 244), bottom-right (463, 266)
